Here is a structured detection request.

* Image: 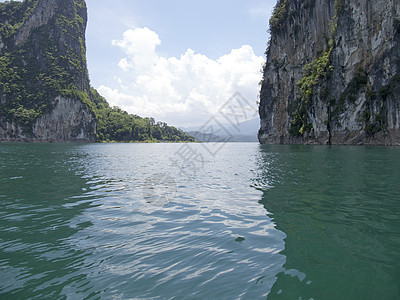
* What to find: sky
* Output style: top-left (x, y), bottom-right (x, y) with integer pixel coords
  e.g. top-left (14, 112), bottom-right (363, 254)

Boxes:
top-left (2, 0), bottom-right (277, 127)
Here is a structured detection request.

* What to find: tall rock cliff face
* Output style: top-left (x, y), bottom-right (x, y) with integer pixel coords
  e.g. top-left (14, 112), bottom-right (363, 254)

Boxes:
top-left (259, 0), bottom-right (400, 145)
top-left (0, 0), bottom-right (96, 142)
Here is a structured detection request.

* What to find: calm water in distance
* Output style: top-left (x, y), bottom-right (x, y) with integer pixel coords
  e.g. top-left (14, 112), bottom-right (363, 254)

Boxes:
top-left (0, 143), bottom-right (399, 299)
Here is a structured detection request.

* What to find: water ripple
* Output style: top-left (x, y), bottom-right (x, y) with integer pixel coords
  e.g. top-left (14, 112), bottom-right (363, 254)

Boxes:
top-left (0, 143), bottom-right (287, 298)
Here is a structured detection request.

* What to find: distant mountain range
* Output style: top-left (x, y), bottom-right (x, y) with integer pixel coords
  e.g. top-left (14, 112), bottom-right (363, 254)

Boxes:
top-left (182, 118), bottom-right (260, 142)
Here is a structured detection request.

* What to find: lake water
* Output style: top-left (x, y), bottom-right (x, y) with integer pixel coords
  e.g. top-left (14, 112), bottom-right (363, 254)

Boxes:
top-left (0, 142), bottom-right (399, 299)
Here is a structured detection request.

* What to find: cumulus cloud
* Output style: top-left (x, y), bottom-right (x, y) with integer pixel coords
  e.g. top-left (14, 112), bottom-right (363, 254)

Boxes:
top-left (112, 27), bottom-right (161, 72)
top-left (101, 27), bottom-right (264, 127)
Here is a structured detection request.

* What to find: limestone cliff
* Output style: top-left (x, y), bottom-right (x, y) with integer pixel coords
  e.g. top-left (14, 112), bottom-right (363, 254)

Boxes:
top-left (259, 0), bottom-right (400, 145)
top-left (0, 0), bottom-right (96, 142)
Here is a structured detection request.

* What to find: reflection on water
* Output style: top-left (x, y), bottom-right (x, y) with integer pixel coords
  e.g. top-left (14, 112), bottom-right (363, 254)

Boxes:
top-left (0, 143), bottom-right (285, 299)
top-left (255, 145), bottom-right (400, 299)
top-left (1, 143), bottom-right (399, 299)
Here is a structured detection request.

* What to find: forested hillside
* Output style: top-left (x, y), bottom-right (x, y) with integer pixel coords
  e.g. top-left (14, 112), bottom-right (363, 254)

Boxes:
top-left (90, 89), bottom-right (194, 142)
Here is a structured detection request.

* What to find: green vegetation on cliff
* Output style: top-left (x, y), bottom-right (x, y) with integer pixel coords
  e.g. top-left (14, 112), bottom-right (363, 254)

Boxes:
top-left (269, 0), bottom-right (289, 33)
top-left (290, 2), bottom-right (338, 137)
top-left (0, 0), bottom-right (89, 131)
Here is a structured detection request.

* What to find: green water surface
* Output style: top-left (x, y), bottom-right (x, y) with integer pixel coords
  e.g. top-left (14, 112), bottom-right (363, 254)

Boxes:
top-left (0, 143), bottom-right (399, 299)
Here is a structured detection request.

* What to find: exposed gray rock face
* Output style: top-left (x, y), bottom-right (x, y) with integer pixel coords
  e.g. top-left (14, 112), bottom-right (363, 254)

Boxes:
top-left (0, 97), bottom-right (96, 142)
top-left (259, 0), bottom-right (400, 145)
top-left (0, 0), bottom-right (96, 142)
top-left (15, 0), bottom-right (58, 46)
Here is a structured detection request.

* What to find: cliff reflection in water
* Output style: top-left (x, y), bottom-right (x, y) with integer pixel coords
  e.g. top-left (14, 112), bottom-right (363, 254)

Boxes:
top-left (255, 145), bottom-right (400, 299)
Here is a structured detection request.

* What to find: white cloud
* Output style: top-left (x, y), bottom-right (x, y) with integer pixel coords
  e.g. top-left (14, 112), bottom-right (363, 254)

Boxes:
top-left (112, 27), bottom-right (161, 72)
top-left (102, 27), bottom-right (264, 127)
